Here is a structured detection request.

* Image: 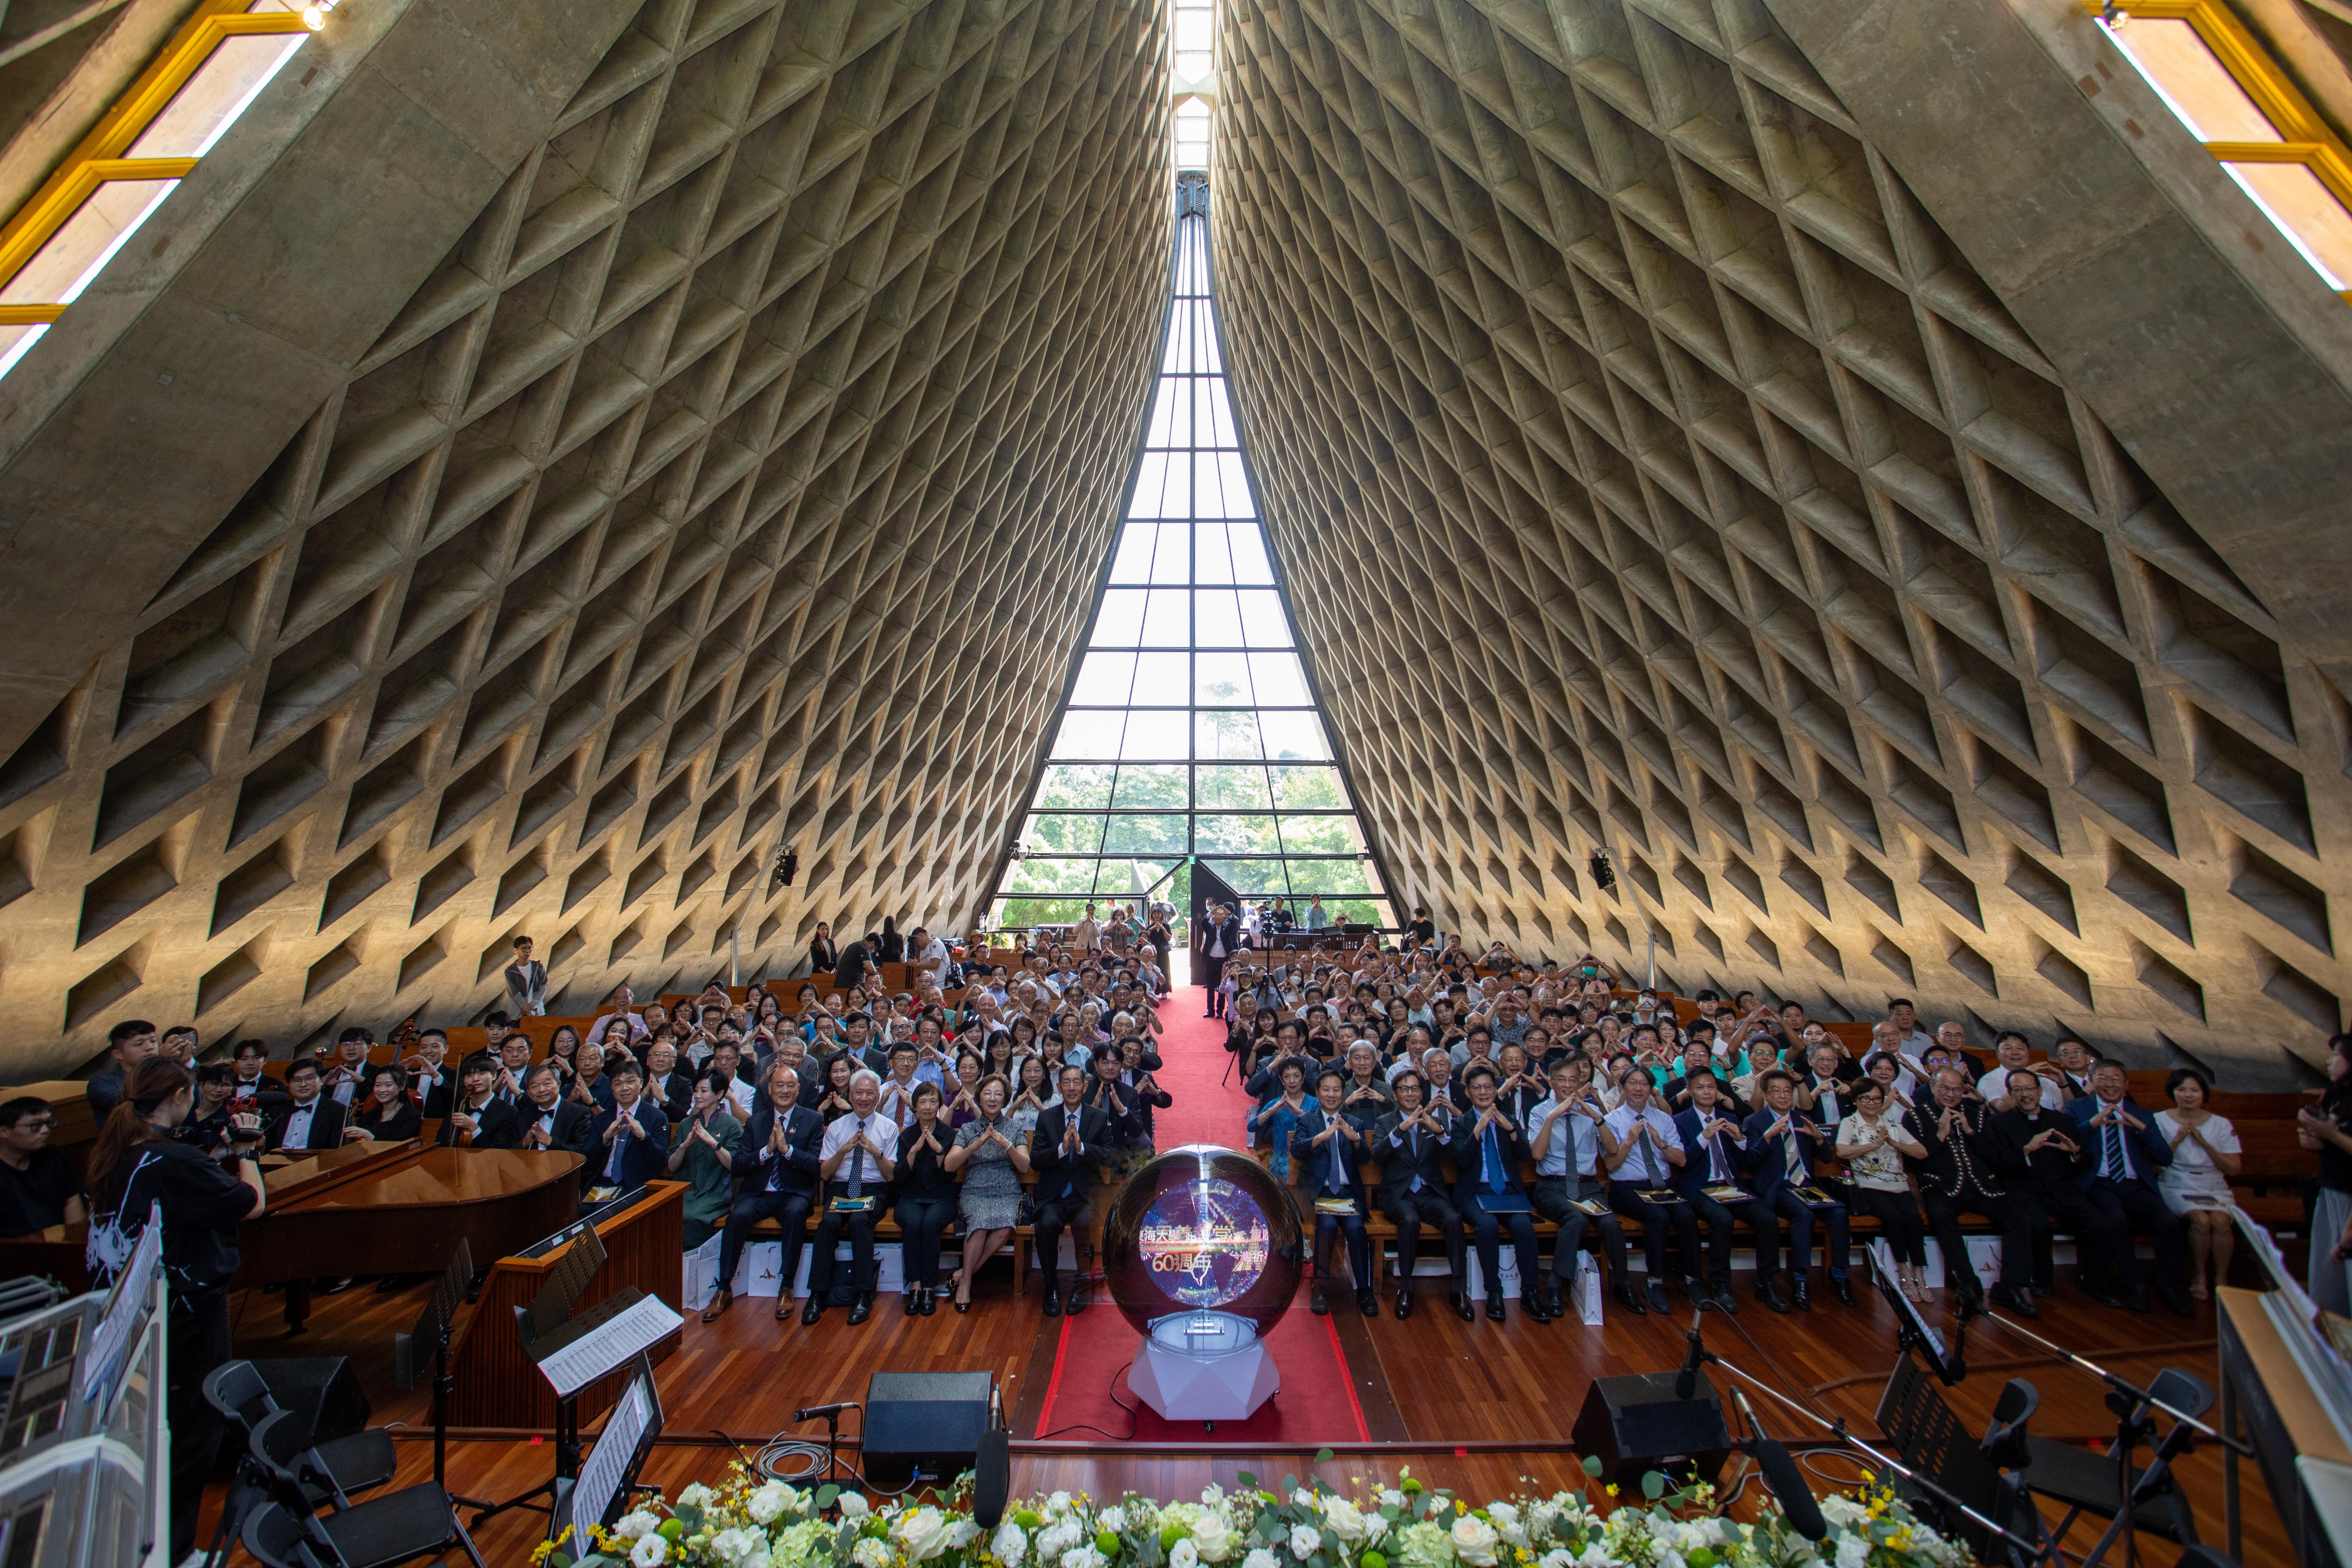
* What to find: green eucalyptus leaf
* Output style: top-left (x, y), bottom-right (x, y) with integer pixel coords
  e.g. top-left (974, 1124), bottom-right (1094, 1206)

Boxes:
top-left (816, 1485), bottom-right (840, 1510)
top-left (1314, 1448), bottom-right (1335, 1465)
top-left (1580, 1456), bottom-right (1602, 1478)
top-left (1640, 1472), bottom-right (1666, 1502)
top-left (1237, 1473), bottom-right (1258, 1491)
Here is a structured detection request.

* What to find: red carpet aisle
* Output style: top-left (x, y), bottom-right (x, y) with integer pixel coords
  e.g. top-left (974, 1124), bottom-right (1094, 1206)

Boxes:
top-left (1150, 983), bottom-right (1252, 1148)
top-left (1031, 1306), bottom-right (1370, 1442)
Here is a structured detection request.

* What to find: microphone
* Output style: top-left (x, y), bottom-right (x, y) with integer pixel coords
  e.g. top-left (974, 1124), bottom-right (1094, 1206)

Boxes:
top-left (1674, 1304), bottom-right (1706, 1399)
top-left (1730, 1387), bottom-right (1825, 1542)
top-left (795, 1401), bottom-right (856, 1423)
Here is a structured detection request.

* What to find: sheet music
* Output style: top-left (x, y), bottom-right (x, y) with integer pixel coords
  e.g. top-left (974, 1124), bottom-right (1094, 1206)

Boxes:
top-left (536, 1296), bottom-right (682, 1398)
top-left (83, 1206), bottom-right (162, 1401)
top-left (573, 1375), bottom-right (654, 1548)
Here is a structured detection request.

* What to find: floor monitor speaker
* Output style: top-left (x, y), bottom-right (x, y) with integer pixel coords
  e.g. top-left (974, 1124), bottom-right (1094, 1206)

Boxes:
top-left (863, 1371), bottom-right (994, 1488)
top-left (1570, 1371), bottom-right (1731, 1487)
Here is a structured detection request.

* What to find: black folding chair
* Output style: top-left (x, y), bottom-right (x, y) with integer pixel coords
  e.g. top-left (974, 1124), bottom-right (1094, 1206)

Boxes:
top-left (248, 1411), bottom-right (489, 1568)
top-left (2023, 1367), bottom-right (2210, 1553)
top-left (199, 1361), bottom-right (398, 1567)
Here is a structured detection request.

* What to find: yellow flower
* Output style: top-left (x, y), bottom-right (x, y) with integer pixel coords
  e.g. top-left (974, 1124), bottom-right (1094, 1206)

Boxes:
top-left (1455, 1501), bottom-right (1468, 1516)
top-left (1603, 1486), bottom-right (1618, 1499)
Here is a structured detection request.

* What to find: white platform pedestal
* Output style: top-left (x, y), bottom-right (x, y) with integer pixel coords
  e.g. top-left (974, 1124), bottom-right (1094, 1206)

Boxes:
top-left (1128, 1312), bottom-right (1279, 1421)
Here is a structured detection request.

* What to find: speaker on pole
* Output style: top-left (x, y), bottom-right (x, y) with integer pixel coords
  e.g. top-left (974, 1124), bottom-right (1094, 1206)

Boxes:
top-left (1570, 1372), bottom-right (1732, 1487)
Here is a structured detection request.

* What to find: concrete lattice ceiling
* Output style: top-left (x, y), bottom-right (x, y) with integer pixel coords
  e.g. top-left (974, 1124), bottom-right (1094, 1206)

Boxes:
top-left (0, 0), bottom-right (1170, 1077)
top-left (1213, 0), bottom-right (2349, 1084)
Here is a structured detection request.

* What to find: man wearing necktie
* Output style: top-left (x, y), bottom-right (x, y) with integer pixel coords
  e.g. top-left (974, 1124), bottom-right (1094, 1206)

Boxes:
top-left (1741, 1069), bottom-right (1855, 1310)
top-left (589, 1061), bottom-right (671, 1192)
top-left (1372, 1071), bottom-right (1471, 1320)
top-left (1602, 1073), bottom-right (1702, 1315)
top-left (2066, 1061), bottom-right (2188, 1316)
top-left (1445, 1064), bottom-right (1547, 1322)
top-left (805, 1070), bottom-right (896, 1326)
top-left (1673, 1073), bottom-right (1779, 1314)
top-left (1029, 1064), bottom-right (1112, 1316)
top-left (1291, 1068), bottom-right (1376, 1317)
top-left (1529, 1057), bottom-right (1638, 1318)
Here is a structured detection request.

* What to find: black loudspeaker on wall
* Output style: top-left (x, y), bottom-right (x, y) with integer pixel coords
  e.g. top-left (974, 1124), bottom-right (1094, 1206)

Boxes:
top-left (248, 1357), bottom-right (372, 1444)
top-left (1571, 1372), bottom-right (1731, 1487)
top-left (862, 1372), bottom-right (994, 1488)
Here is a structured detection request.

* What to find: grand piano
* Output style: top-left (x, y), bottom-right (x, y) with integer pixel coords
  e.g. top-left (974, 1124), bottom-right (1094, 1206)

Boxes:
top-left (237, 1139), bottom-right (584, 1331)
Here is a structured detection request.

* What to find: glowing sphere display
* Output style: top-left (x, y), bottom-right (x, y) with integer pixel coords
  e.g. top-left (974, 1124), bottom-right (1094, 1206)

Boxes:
top-left (1101, 1145), bottom-right (1303, 1336)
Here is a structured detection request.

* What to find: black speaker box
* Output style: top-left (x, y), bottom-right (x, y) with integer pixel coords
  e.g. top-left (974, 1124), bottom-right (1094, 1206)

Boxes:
top-left (863, 1371), bottom-right (993, 1487)
top-left (1571, 1372), bottom-right (1731, 1487)
top-left (249, 1357), bottom-right (371, 1443)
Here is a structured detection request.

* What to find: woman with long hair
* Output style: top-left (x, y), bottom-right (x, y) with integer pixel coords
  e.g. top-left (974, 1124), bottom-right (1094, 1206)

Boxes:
top-left (545, 1023), bottom-right (582, 1080)
top-left (347, 1064), bottom-right (422, 1142)
top-left (808, 922), bottom-right (839, 975)
top-left (86, 1059), bottom-right (267, 1560)
top-left (2298, 1032), bottom-right (2352, 1313)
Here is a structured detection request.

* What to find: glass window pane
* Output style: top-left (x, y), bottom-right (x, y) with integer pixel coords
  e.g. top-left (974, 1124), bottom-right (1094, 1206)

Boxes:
top-left (0, 180), bottom-right (179, 306)
top-left (1197, 814), bottom-right (1280, 854)
top-left (1195, 524), bottom-right (1234, 586)
top-left (1026, 813), bottom-right (1108, 854)
top-left (1195, 765), bottom-right (1272, 809)
top-left (1109, 523), bottom-right (1156, 582)
top-left (1133, 650), bottom-right (1189, 695)
top-left (1111, 765), bottom-right (1189, 808)
top-left (1092, 590), bottom-right (1145, 646)
top-left (1141, 588), bottom-right (1189, 645)
top-left (1146, 378), bottom-right (1183, 447)
top-left (1009, 858), bottom-right (1098, 894)
top-left (1217, 452), bottom-right (1255, 517)
top-left (1277, 815), bottom-right (1364, 855)
top-left (1120, 708), bottom-right (1190, 759)
top-left (2226, 161), bottom-right (2352, 288)
top-left (1194, 589), bottom-right (1242, 645)
top-left (1285, 858), bottom-right (1373, 895)
top-left (1259, 710), bottom-right (1331, 760)
top-left (1036, 765), bottom-right (1116, 809)
top-left (1269, 765), bottom-right (1349, 809)
top-left (1204, 379), bottom-right (1238, 446)
top-left (1071, 652), bottom-right (1136, 705)
top-left (1238, 589), bottom-right (1290, 646)
top-left (1229, 524), bottom-right (1275, 584)
top-left (1104, 814), bottom-right (1189, 853)
top-left (1204, 857), bottom-right (1288, 894)
top-left (1249, 651), bottom-right (1308, 705)
top-left (127, 32), bottom-right (306, 159)
top-left (1195, 709), bottom-right (1264, 760)
top-left (1051, 710), bottom-right (1124, 759)
top-left (2106, 17), bottom-right (2280, 142)
top-left (1195, 651), bottom-right (1251, 704)
top-left (1150, 523), bottom-right (1189, 582)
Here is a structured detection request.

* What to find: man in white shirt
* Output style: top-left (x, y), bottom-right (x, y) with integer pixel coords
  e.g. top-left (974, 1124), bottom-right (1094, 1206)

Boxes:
top-left (1885, 998), bottom-right (1937, 1058)
top-left (268, 1060), bottom-right (348, 1152)
top-left (804, 1070), bottom-right (895, 1325)
top-left (911, 925), bottom-right (953, 988)
top-left (1977, 1029), bottom-right (2064, 1110)
top-left (1603, 1073), bottom-right (1700, 1314)
top-left (1529, 1057), bottom-right (1635, 1316)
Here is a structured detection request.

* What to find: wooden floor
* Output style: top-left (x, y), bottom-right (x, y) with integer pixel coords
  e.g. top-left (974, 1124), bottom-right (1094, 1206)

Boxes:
top-left (208, 1255), bottom-right (2284, 1568)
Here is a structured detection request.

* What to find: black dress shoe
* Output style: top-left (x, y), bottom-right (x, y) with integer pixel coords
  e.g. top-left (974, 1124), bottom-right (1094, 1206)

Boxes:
top-left (903, 1288), bottom-right (921, 1316)
top-left (1451, 1289), bottom-right (1476, 1322)
top-left (1757, 1280), bottom-right (1791, 1314)
top-left (2085, 1285), bottom-right (2125, 1309)
top-left (1310, 1283), bottom-right (1329, 1315)
top-left (1484, 1291), bottom-right (1506, 1322)
top-left (1711, 1282), bottom-right (1740, 1316)
top-left (1069, 1275), bottom-right (1092, 1314)
top-left (1834, 1278), bottom-right (1856, 1307)
top-left (1644, 1279), bottom-right (1671, 1315)
top-left (1791, 1277), bottom-right (1811, 1312)
top-left (1395, 1289), bottom-right (1414, 1319)
top-left (2161, 1287), bottom-right (2194, 1319)
top-left (1357, 1287), bottom-right (1378, 1317)
top-left (702, 1289), bottom-right (733, 1324)
top-left (847, 1293), bottom-right (874, 1325)
top-left (920, 1286), bottom-right (937, 1316)
top-left (1989, 1282), bottom-right (2038, 1318)
top-left (1613, 1280), bottom-right (1647, 1316)
top-left (1042, 1283), bottom-right (1063, 1317)
top-left (2124, 1286), bottom-right (2151, 1313)
top-left (1542, 1286), bottom-right (1567, 1320)
top-left (1524, 1293), bottom-right (1552, 1323)
top-left (801, 1298), bottom-right (825, 1326)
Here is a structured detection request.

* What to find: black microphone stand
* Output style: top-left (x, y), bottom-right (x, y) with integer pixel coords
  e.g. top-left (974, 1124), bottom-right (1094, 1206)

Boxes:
top-left (796, 1401), bottom-right (861, 1494)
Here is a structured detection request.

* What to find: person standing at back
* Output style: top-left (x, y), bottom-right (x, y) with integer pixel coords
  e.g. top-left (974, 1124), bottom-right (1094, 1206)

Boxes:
top-left (504, 934), bottom-right (549, 1018)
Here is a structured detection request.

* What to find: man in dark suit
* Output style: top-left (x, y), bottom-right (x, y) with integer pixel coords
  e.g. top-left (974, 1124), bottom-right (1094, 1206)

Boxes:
top-left (516, 1062), bottom-right (596, 1160)
top-left (643, 1041), bottom-right (694, 1122)
top-left (1448, 1063), bottom-right (1547, 1322)
top-left (1673, 1073), bottom-right (1779, 1315)
top-left (1029, 1064), bottom-right (1111, 1316)
top-left (1742, 1069), bottom-right (1854, 1310)
top-left (1291, 1067), bottom-right (1376, 1317)
top-left (440, 1053), bottom-right (522, 1149)
top-left (1197, 904), bottom-right (1244, 1018)
top-left (1373, 1070), bottom-right (1469, 1321)
top-left (1083, 1050), bottom-right (1144, 1155)
top-left (586, 1061), bottom-right (671, 1192)
top-left (2067, 1060), bottom-right (2189, 1316)
top-left (707, 1062), bottom-right (825, 1323)
top-left (1985, 1068), bottom-right (2107, 1303)
top-left (267, 1060), bottom-right (349, 1152)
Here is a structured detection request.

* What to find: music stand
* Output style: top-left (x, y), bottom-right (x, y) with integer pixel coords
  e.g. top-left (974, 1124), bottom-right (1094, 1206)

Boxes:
top-left (548, 1353), bottom-right (665, 1561)
top-left (1868, 1239), bottom-right (1968, 1385)
top-left (392, 1238), bottom-right (482, 1505)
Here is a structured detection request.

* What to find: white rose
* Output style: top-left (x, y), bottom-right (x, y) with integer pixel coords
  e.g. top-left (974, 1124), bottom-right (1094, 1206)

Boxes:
top-left (614, 1511), bottom-right (663, 1542)
top-left (1050, 1492), bottom-right (1074, 1514)
top-left (1039, 1520), bottom-right (1084, 1559)
top-left (1450, 1515), bottom-right (1499, 1568)
top-left (1241, 1550), bottom-right (1279, 1568)
top-left (1290, 1524), bottom-right (1320, 1561)
top-left (678, 1485), bottom-right (715, 1509)
top-left (897, 1506), bottom-right (953, 1561)
top-left (709, 1529), bottom-right (756, 1566)
top-left (1834, 1538), bottom-right (1869, 1568)
top-left (949, 1523), bottom-right (981, 1550)
top-left (1170, 1541), bottom-right (1199, 1568)
top-left (630, 1538), bottom-right (670, 1568)
top-left (1321, 1499), bottom-right (1369, 1545)
top-left (1575, 1544), bottom-right (1612, 1568)
top-left (1200, 1486), bottom-right (1226, 1507)
top-left (852, 1540), bottom-right (891, 1568)
top-left (749, 1490), bottom-right (789, 1526)
top-left (1293, 1490), bottom-right (1317, 1508)
top-left (1818, 1497), bottom-right (1867, 1529)
top-left (1063, 1548), bottom-right (1106, 1568)
top-left (1378, 1492), bottom-right (1405, 1512)
top-left (840, 1494), bottom-right (872, 1521)
top-left (1484, 1503), bottom-right (1524, 1549)
top-left (745, 1551), bottom-right (772, 1568)
top-left (1100, 1509), bottom-right (1127, 1535)
top-left (1192, 1517), bottom-right (1234, 1563)
top-left (1540, 1552), bottom-right (1573, 1568)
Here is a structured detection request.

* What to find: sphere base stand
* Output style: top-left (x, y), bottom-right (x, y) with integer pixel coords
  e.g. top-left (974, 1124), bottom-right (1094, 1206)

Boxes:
top-left (1129, 1311), bottom-right (1279, 1422)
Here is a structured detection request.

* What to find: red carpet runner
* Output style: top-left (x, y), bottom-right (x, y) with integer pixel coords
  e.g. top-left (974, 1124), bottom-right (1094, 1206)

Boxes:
top-left (1025, 984), bottom-right (1369, 1443)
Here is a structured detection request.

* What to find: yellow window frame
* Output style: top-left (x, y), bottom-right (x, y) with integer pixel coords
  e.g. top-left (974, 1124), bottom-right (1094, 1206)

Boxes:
top-left (2094, 0), bottom-right (2352, 300)
top-left (0, 0), bottom-right (316, 322)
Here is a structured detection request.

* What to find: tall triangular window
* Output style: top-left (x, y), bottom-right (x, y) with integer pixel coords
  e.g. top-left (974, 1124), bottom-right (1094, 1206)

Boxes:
top-left (988, 180), bottom-right (1394, 938)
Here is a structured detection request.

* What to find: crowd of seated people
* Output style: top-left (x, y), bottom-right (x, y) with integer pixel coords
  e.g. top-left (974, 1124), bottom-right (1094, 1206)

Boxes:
top-left (1228, 941), bottom-right (2274, 1329)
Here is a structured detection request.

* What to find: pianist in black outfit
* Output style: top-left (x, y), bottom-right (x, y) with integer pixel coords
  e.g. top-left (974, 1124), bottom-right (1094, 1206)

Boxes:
top-left (84, 1058), bottom-right (266, 1560)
